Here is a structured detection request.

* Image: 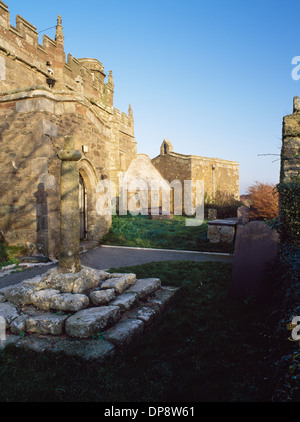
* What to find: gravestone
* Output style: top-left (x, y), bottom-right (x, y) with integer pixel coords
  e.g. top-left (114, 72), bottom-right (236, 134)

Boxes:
top-left (237, 205), bottom-right (249, 226)
top-left (230, 221), bottom-right (279, 303)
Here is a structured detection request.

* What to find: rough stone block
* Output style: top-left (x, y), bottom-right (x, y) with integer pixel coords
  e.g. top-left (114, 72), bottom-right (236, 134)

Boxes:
top-left (31, 289), bottom-right (60, 311)
top-left (102, 318), bottom-right (144, 347)
top-left (0, 335), bottom-right (19, 351)
top-left (72, 267), bottom-right (101, 294)
top-left (16, 99), bottom-right (35, 113)
top-left (36, 98), bottom-right (55, 113)
top-left (98, 270), bottom-right (110, 281)
top-left (13, 335), bottom-right (55, 353)
top-left (26, 313), bottom-right (69, 335)
top-left (110, 292), bottom-right (138, 313)
top-left (43, 268), bottom-right (79, 293)
top-left (126, 278), bottom-right (161, 299)
top-left (147, 286), bottom-right (179, 310)
top-left (127, 304), bottom-right (160, 325)
top-left (50, 293), bottom-right (90, 312)
top-left (101, 273), bottom-right (136, 294)
top-left (65, 306), bottom-right (121, 338)
top-left (39, 119), bottom-right (57, 137)
top-left (0, 56), bottom-right (6, 81)
top-left (10, 314), bottom-right (29, 335)
top-left (51, 338), bottom-right (115, 361)
top-left (89, 289), bottom-right (115, 306)
top-left (4, 277), bottom-right (45, 305)
top-left (0, 302), bottom-right (19, 325)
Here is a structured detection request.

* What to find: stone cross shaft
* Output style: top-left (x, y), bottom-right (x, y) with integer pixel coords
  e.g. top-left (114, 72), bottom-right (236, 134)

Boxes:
top-left (58, 136), bottom-right (82, 273)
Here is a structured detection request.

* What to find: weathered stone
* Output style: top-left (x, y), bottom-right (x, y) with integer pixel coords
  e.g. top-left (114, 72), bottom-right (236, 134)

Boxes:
top-left (50, 293), bottom-right (90, 312)
top-left (127, 304), bottom-right (160, 324)
top-left (237, 205), bottom-right (250, 226)
top-left (126, 278), bottom-right (161, 299)
top-left (208, 208), bottom-right (217, 220)
top-left (4, 277), bottom-right (45, 305)
top-left (89, 289), bottom-right (115, 306)
top-left (72, 267), bottom-right (101, 294)
top-left (13, 335), bottom-right (56, 353)
top-left (65, 306), bottom-right (121, 338)
top-left (110, 293), bottom-right (138, 313)
top-left (58, 135), bottom-right (82, 273)
top-left (31, 289), bottom-right (61, 311)
top-left (22, 276), bottom-right (47, 289)
top-left (102, 318), bottom-right (144, 347)
top-left (0, 285), bottom-right (12, 296)
top-left (207, 220), bottom-right (236, 244)
top-left (153, 139), bottom-right (240, 213)
top-left (0, 302), bottom-right (19, 325)
top-left (0, 334), bottom-right (19, 351)
top-left (98, 270), bottom-right (110, 281)
top-left (21, 305), bottom-right (44, 317)
top-left (106, 272), bottom-right (136, 282)
top-left (101, 273), bottom-right (136, 294)
top-left (10, 314), bottom-right (29, 335)
top-left (147, 286), bottom-right (179, 310)
top-left (26, 313), bottom-right (69, 335)
top-left (43, 266), bottom-right (101, 295)
top-left (43, 268), bottom-right (78, 293)
top-left (51, 338), bottom-right (115, 361)
top-left (0, 314), bottom-right (5, 340)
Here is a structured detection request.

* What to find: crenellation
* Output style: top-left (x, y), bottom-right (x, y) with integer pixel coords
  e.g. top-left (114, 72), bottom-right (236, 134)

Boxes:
top-left (15, 15), bottom-right (38, 46)
top-left (0, 4), bottom-right (123, 112)
top-left (0, 1), bottom-right (9, 30)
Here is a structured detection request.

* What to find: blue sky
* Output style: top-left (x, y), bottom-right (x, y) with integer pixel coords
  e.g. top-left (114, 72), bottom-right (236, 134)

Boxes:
top-left (6, 0), bottom-right (300, 193)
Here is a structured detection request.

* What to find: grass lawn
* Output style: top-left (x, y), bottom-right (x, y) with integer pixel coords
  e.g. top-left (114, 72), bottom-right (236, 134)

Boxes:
top-left (0, 260), bottom-right (276, 402)
top-left (102, 214), bottom-right (234, 254)
top-left (0, 244), bottom-right (25, 269)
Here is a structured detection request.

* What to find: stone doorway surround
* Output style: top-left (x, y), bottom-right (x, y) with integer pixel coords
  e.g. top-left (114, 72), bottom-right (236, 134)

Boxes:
top-left (79, 174), bottom-right (87, 240)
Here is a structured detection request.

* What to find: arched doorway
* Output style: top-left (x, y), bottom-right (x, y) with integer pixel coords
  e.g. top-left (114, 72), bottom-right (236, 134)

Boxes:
top-left (79, 174), bottom-right (87, 240)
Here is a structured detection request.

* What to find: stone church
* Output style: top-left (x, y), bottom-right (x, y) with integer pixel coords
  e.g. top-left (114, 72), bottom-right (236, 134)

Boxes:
top-left (0, 1), bottom-right (240, 258)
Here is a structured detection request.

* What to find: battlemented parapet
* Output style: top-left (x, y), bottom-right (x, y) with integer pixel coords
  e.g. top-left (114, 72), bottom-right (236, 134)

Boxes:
top-left (0, 1), bottom-right (120, 112)
top-left (0, 1), bottom-right (137, 257)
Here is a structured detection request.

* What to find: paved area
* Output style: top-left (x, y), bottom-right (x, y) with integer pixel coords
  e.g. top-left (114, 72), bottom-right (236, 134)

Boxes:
top-left (0, 245), bottom-right (233, 289)
top-left (81, 245), bottom-right (233, 269)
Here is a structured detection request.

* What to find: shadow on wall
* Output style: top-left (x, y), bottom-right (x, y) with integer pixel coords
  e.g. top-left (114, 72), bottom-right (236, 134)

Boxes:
top-left (34, 182), bottom-right (49, 256)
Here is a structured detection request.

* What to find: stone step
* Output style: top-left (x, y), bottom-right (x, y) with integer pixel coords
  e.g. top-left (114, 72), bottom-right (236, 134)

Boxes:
top-left (101, 273), bottom-right (136, 294)
top-left (126, 278), bottom-right (161, 299)
top-left (0, 267), bottom-right (179, 361)
top-left (65, 306), bottom-right (121, 338)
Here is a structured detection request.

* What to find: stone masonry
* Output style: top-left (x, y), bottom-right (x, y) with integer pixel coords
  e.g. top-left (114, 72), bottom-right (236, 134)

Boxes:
top-left (0, 2), bottom-right (240, 257)
top-left (0, 266), bottom-right (179, 361)
top-left (0, 3), bottom-right (136, 257)
top-left (280, 96), bottom-right (300, 183)
top-left (152, 139), bottom-right (240, 208)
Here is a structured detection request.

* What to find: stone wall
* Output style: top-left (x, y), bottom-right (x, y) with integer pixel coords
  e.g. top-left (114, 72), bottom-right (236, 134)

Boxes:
top-left (152, 140), bottom-right (240, 209)
top-left (0, 88), bottom-right (136, 256)
top-left (0, 2), bottom-right (137, 257)
top-left (280, 96), bottom-right (300, 183)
